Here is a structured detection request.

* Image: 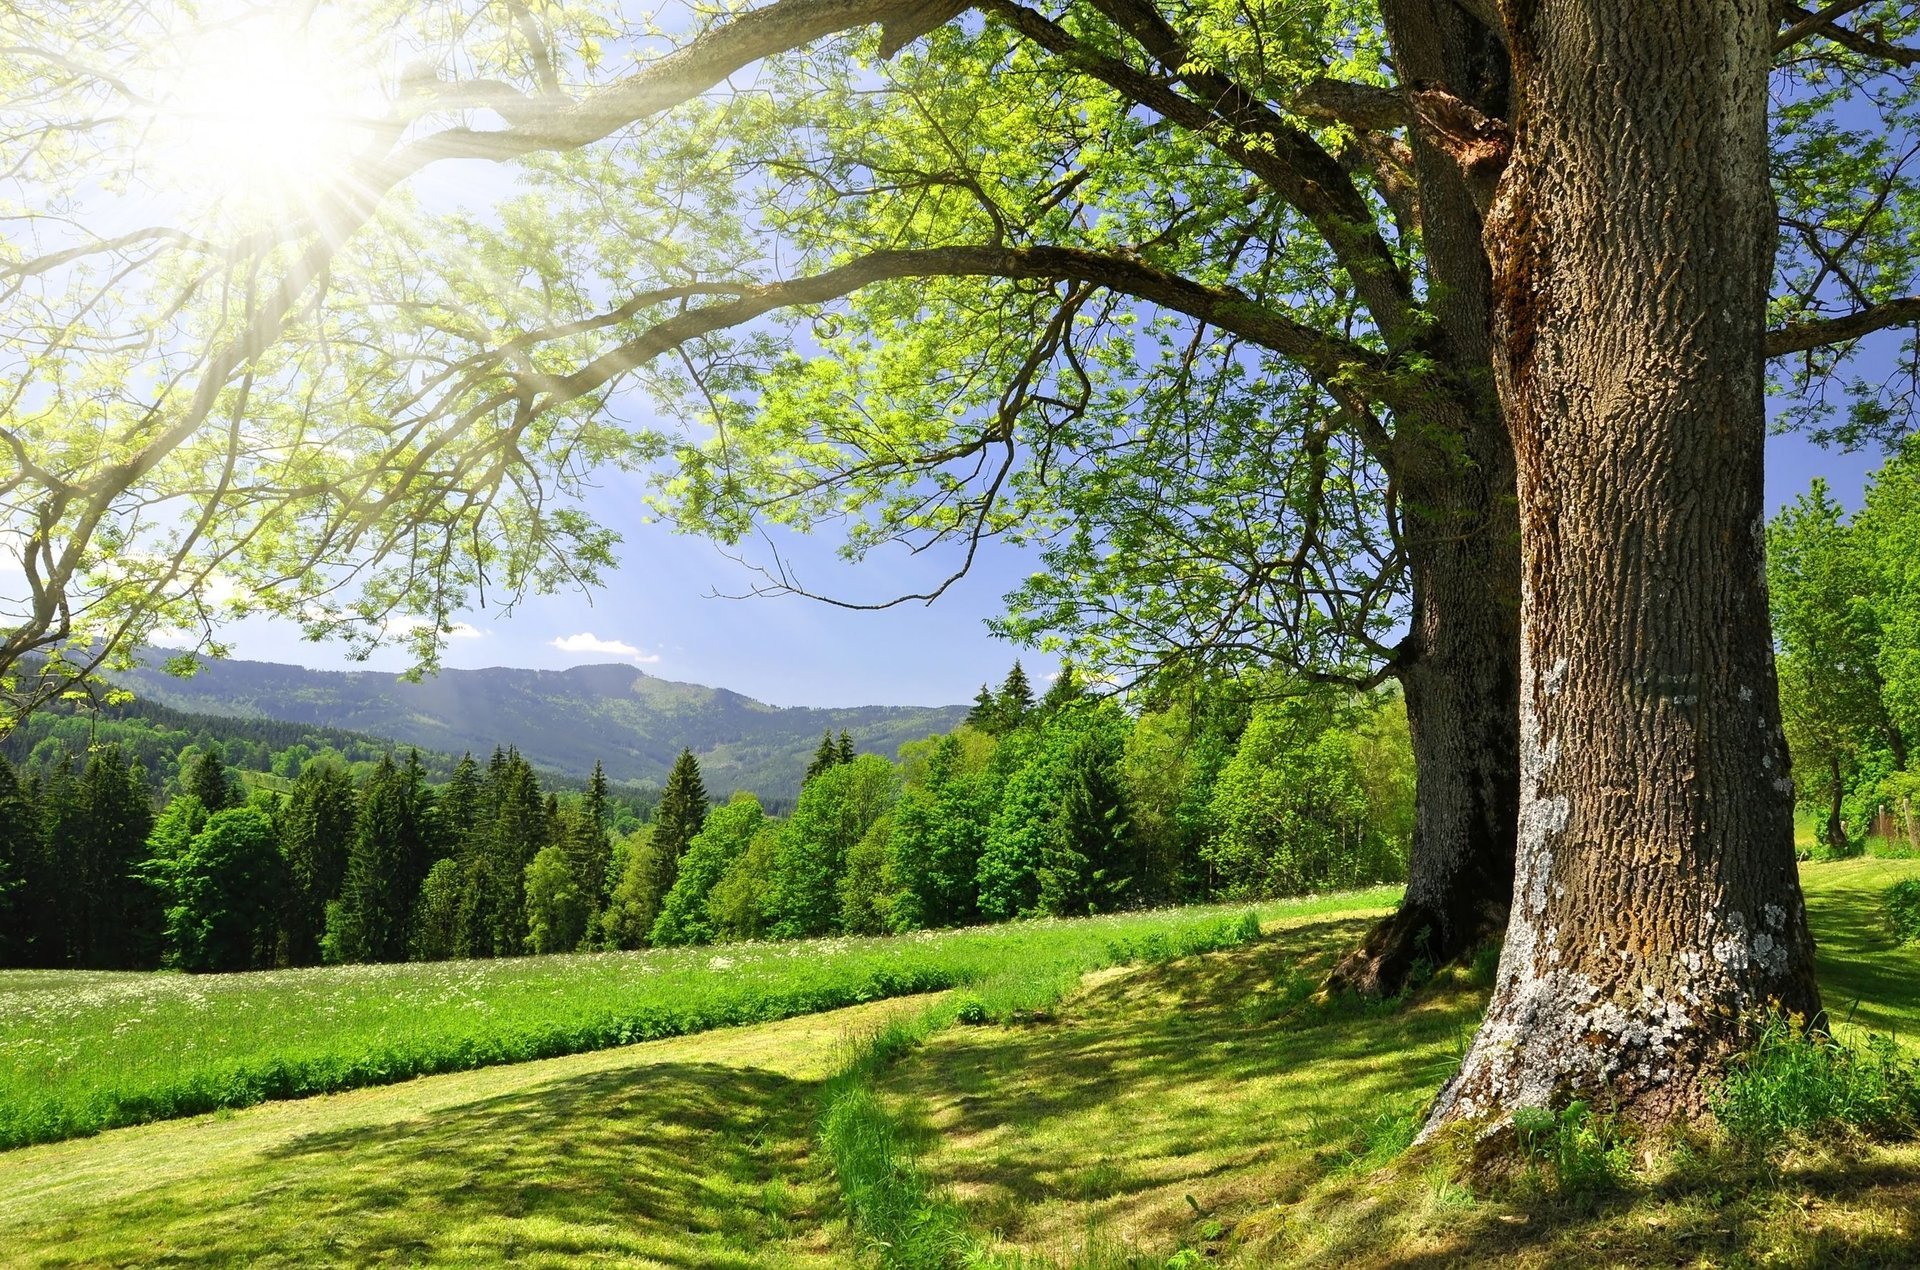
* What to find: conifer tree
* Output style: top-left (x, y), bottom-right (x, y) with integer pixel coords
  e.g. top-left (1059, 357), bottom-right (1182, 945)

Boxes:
top-left (0, 757), bottom-right (40, 966)
top-left (80, 746), bottom-right (159, 968)
top-left (279, 761), bottom-right (357, 965)
top-left (1038, 666), bottom-right (1087, 718)
top-left (997, 662), bottom-right (1035, 731)
top-left (965, 684), bottom-right (997, 731)
top-left (1040, 731), bottom-right (1137, 917)
top-left (440, 753), bottom-right (484, 857)
top-left (39, 752), bottom-right (85, 965)
top-left (333, 755), bottom-right (416, 962)
top-left (184, 745), bottom-right (238, 813)
top-left (837, 730), bottom-right (856, 765)
top-left (647, 749), bottom-right (709, 909)
top-left (804, 730), bottom-right (840, 784)
top-left (485, 751), bottom-right (549, 954)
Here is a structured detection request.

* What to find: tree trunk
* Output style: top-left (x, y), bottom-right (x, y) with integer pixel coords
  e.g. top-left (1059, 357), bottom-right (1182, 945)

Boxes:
top-left (1327, 442), bottom-right (1521, 995)
top-left (1426, 0), bottom-right (1821, 1131)
top-left (1326, 0), bottom-right (1522, 998)
top-left (1825, 756), bottom-right (1848, 854)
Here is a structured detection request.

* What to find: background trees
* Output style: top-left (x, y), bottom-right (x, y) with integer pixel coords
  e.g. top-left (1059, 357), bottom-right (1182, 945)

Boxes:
top-left (0, 658), bottom-right (1418, 970)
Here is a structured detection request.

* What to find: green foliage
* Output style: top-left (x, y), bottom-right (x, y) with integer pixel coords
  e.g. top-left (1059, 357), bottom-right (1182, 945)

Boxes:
top-left (1206, 689), bottom-right (1411, 898)
top-left (648, 749), bottom-right (710, 908)
top-left (1510, 1101), bottom-right (1631, 1197)
top-left (707, 824), bottom-right (782, 943)
top-left (838, 809), bottom-right (898, 936)
top-left (524, 846), bottom-right (589, 955)
top-left (767, 754), bottom-right (898, 938)
top-left (885, 732), bottom-right (994, 929)
top-left (1038, 716), bottom-right (1140, 917)
top-left (651, 794), bottom-right (765, 947)
top-left (1714, 1017), bottom-right (1920, 1143)
top-left (278, 762), bottom-right (356, 966)
top-left (158, 807), bottom-right (285, 973)
top-left (1887, 878), bottom-right (1920, 942)
top-left (409, 859), bottom-right (463, 962)
top-left (603, 833), bottom-right (665, 951)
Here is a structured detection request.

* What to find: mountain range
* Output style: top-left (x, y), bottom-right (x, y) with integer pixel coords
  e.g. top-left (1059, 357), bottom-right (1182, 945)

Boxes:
top-left (112, 656), bottom-right (968, 801)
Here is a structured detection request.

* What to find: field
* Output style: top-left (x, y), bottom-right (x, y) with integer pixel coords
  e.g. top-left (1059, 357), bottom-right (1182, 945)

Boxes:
top-left (0, 896), bottom-right (1363, 1150)
top-left (1, 865), bottom-right (1914, 1267)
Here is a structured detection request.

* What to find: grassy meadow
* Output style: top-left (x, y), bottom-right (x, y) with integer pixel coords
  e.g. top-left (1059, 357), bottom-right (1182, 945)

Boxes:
top-left (0, 896), bottom-right (1356, 1151)
top-left (0, 865), bottom-right (1914, 1267)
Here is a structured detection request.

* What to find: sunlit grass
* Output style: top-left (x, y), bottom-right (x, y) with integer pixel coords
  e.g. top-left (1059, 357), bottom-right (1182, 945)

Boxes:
top-left (0, 892), bottom-right (1397, 1150)
top-left (867, 859), bottom-right (1920, 1267)
top-left (0, 999), bottom-right (924, 1267)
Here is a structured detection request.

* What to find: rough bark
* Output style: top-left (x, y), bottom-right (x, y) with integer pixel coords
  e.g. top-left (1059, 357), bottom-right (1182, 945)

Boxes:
top-left (1425, 0), bottom-right (1822, 1131)
top-left (1326, 0), bottom-right (1523, 997)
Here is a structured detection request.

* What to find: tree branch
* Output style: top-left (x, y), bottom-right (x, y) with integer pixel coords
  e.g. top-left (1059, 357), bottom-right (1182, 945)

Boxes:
top-left (1767, 296), bottom-right (1920, 355)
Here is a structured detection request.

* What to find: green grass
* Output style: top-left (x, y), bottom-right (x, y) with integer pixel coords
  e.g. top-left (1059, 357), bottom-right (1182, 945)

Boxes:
top-left (863, 858), bottom-right (1920, 1267)
top-left (0, 892), bottom-right (1395, 1152)
top-left (0, 999), bottom-right (924, 1267)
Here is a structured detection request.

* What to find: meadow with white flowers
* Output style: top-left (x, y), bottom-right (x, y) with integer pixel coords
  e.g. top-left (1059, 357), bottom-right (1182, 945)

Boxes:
top-left (0, 896), bottom-right (1372, 1151)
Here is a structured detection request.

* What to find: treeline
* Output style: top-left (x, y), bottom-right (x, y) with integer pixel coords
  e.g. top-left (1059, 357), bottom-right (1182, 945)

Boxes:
top-left (0, 663), bottom-right (1413, 971)
top-left (0, 693), bottom-right (655, 830)
top-left (1770, 442), bottom-right (1920, 856)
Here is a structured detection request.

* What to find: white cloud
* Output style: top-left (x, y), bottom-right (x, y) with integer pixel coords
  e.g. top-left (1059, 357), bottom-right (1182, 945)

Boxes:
top-left (550, 632), bottom-right (660, 664)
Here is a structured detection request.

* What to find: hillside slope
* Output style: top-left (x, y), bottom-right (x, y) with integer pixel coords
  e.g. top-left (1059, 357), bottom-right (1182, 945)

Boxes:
top-left (113, 655), bottom-right (967, 798)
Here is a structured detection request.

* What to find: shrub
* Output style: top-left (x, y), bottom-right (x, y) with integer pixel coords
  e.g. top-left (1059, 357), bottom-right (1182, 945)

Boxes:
top-left (1714, 1017), bottom-right (1920, 1144)
top-left (1886, 879), bottom-right (1920, 943)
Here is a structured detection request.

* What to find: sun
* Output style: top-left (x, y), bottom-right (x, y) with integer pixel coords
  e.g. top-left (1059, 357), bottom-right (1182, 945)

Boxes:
top-left (151, 13), bottom-right (375, 220)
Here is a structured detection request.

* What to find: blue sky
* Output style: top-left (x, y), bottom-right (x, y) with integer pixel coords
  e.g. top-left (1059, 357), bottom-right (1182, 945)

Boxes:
top-left (212, 423), bottom-right (1886, 709)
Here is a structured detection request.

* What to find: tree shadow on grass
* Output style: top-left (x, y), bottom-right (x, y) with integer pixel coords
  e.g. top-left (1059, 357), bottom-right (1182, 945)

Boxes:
top-left (31, 1059), bottom-right (839, 1268)
top-left (1803, 869), bottom-right (1920, 1042)
top-left (1291, 1151), bottom-right (1920, 1269)
top-left (880, 918), bottom-right (1488, 1252)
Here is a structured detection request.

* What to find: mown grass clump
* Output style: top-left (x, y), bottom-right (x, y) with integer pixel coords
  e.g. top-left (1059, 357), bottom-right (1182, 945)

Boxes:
top-left (1886, 878), bottom-right (1920, 943)
top-left (0, 901), bottom-right (1319, 1151)
top-left (1714, 1016), bottom-right (1920, 1144)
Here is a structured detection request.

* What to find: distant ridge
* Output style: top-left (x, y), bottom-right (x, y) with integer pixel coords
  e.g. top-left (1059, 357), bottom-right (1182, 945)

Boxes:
top-left (112, 655), bottom-right (967, 801)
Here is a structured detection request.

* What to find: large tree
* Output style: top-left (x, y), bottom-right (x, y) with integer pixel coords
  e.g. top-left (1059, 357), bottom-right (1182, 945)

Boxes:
top-left (6, 0), bottom-right (1917, 1123)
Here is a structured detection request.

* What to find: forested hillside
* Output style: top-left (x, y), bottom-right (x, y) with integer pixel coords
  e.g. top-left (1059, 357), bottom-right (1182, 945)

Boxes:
top-left (111, 656), bottom-right (965, 799)
top-left (0, 665), bottom-right (1415, 974)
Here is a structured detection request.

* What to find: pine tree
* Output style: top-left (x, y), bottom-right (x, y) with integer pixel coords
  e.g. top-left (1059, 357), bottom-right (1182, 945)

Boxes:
top-left (184, 745), bottom-right (238, 813)
top-left (333, 755), bottom-right (415, 962)
top-left (0, 756), bottom-right (40, 966)
top-left (804, 730), bottom-right (839, 784)
top-left (997, 662), bottom-right (1035, 728)
top-left (81, 746), bottom-right (159, 967)
top-left (965, 684), bottom-right (997, 731)
top-left (39, 751), bottom-right (85, 965)
top-left (440, 753), bottom-right (483, 858)
top-left (837, 729), bottom-right (856, 765)
top-left (486, 751), bottom-right (549, 954)
top-left (1038, 665), bottom-right (1087, 718)
top-left (647, 749), bottom-right (709, 912)
top-left (279, 761), bottom-right (357, 965)
top-left (1040, 730), bottom-right (1137, 917)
